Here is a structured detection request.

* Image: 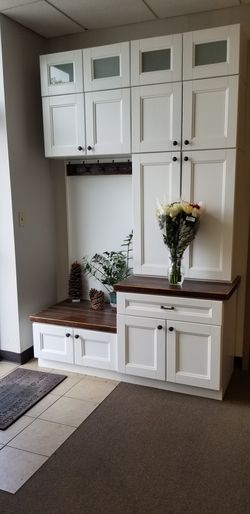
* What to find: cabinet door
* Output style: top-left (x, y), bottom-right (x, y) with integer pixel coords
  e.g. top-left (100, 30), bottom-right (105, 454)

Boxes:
top-left (132, 82), bottom-right (182, 153)
top-left (42, 94), bottom-right (85, 157)
top-left (183, 76), bottom-right (238, 150)
top-left (85, 88), bottom-right (131, 155)
top-left (33, 323), bottom-right (74, 363)
top-left (117, 315), bottom-right (165, 380)
top-left (83, 42), bottom-right (130, 91)
top-left (131, 34), bottom-right (182, 85)
top-left (40, 50), bottom-right (83, 96)
top-left (167, 321), bottom-right (221, 390)
top-left (133, 153), bottom-right (181, 276)
top-left (181, 149), bottom-right (236, 281)
top-left (183, 24), bottom-right (240, 80)
top-left (74, 329), bottom-right (117, 370)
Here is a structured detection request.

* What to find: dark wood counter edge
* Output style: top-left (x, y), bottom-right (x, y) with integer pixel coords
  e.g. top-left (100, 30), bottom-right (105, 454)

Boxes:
top-left (29, 300), bottom-right (117, 333)
top-left (29, 315), bottom-right (116, 333)
top-left (114, 276), bottom-right (241, 301)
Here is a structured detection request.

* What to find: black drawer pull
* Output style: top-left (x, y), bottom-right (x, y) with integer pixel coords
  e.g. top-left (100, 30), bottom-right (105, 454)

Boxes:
top-left (169, 327), bottom-right (174, 332)
top-left (65, 333), bottom-right (71, 338)
top-left (157, 325), bottom-right (163, 330)
top-left (74, 334), bottom-right (79, 339)
top-left (160, 305), bottom-right (174, 310)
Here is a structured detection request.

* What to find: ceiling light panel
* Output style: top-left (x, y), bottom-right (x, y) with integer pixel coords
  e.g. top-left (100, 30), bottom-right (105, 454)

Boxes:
top-left (49, 0), bottom-right (156, 30)
top-left (2, 0), bottom-right (84, 37)
top-left (146, 0), bottom-right (240, 18)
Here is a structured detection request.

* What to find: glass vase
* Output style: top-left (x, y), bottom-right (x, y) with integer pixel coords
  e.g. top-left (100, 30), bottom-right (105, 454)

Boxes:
top-left (109, 290), bottom-right (117, 310)
top-left (168, 257), bottom-right (184, 286)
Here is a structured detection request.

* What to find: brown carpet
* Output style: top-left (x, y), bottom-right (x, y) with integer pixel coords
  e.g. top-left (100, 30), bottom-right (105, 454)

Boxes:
top-left (0, 370), bottom-right (250, 514)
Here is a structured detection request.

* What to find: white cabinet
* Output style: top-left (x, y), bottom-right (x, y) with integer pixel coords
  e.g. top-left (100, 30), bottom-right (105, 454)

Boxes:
top-left (181, 149), bottom-right (236, 281)
top-left (116, 288), bottom-right (238, 395)
top-left (166, 320), bottom-right (221, 390)
top-left (183, 76), bottom-right (239, 150)
top-left (42, 94), bottom-right (85, 157)
top-left (85, 88), bottom-right (131, 155)
top-left (33, 323), bottom-right (74, 363)
top-left (33, 323), bottom-right (117, 371)
top-left (117, 291), bottom-right (226, 392)
top-left (131, 34), bottom-right (182, 85)
top-left (132, 153), bottom-right (181, 276)
top-left (132, 82), bottom-right (182, 153)
top-left (117, 314), bottom-right (165, 380)
top-left (83, 42), bottom-right (130, 91)
top-left (42, 89), bottom-right (130, 157)
top-left (74, 328), bottom-right (116, 370)
top-left (183, 24), bottom-right (240, 80)
top-left (40, 50), bottom-right (83, 96)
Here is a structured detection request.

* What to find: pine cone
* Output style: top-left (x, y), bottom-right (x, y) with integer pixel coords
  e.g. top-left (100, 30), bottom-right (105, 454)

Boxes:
top-left (89, 289), bottom-right (105, 310)
top-left (69, 261), bottom-right (82, 301)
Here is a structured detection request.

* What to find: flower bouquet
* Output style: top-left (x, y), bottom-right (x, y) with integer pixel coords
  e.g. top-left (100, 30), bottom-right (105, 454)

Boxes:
top-left (156, 200), bottom-right (202, 285)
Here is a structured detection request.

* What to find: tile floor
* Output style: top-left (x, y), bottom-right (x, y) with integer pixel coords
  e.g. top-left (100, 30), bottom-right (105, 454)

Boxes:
top-left (0, 359), bottom-right (118, 494)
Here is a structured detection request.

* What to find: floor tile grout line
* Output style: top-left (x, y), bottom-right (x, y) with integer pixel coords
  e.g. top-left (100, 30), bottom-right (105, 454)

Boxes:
top-left (0, 417), bottom-right (37, 447)
top-left (5, 445), bottom-right (49, 459)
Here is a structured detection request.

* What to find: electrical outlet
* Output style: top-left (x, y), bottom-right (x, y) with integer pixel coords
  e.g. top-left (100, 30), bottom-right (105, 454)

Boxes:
top-left (18, 212), bottom-right (25, 227)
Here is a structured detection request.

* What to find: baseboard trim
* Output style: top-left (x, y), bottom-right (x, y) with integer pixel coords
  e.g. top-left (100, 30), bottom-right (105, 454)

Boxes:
top-left (234, 356), bottom-right (242, 369)
top-left (0, 346), bottom-right (34, 364)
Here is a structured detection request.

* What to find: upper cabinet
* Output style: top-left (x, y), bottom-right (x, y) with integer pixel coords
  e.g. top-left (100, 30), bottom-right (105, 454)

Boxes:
top-left (131, 34), bottom-right (182, 86)
top-left (183, 25), bottom-right (240, 80)
top-left (40, 50), bottom-right (83, 96)
top-left (83, 42), bottom-right (130, 91)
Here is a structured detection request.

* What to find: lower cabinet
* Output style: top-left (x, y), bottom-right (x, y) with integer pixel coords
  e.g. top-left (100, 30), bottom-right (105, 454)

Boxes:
top-left (117, 315), bottom-right (165, 380)
top-left (33, 323), bottom-right (117, 371)
top-left (117, 292), bottom-right (224, 392)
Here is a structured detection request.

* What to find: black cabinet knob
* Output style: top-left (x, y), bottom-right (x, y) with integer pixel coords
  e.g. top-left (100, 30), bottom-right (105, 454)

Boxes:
top-left (184, 156), bottom-right (189, 161)
top-left (65, 333), bottom-right (71, 338)
top-left (87, 145), bottom-right (92, 151)
top-left (184, 140), bottom-right (189, 145)
top-left (172, 140), bottom-right (178, 146)
top-left (74, 334), bottom-right (79, 339)
top-left (157, 325), bottom-right (163, 330)
top-left (172, 156), bottom-right (177, 162)
top-left (169, 327), bottom-right (174, 332)
top-left (77, 146), bottom-right (83, 151)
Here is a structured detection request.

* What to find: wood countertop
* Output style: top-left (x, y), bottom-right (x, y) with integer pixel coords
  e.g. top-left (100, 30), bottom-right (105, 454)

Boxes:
top-left (29, 300), bottom-right (117, 333)
top-left (114, 275), bottom-right (240, 300)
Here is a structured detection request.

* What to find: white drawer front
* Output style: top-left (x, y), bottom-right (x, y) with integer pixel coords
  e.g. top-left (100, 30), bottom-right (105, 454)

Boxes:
top-left (117, 293), bottom-right (222, 325)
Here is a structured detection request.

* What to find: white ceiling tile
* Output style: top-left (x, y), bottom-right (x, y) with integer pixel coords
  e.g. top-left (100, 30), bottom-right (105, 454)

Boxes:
top-left (49, 0), bottom-right (156, 30)
top-left (1, 1), bottom-right (84, 37)
top-left (147, 0), bottom-right (240, 18)
top-left (0, 0), bottom-right (39, 10)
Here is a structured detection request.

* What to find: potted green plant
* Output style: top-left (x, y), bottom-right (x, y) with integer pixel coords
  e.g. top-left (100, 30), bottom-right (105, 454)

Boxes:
top-left (83, 232), bottom-right (133, 308)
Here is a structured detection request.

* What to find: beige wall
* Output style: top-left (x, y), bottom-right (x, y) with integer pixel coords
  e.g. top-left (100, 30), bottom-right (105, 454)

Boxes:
top-left (0, 15), bottom-right (57, 354)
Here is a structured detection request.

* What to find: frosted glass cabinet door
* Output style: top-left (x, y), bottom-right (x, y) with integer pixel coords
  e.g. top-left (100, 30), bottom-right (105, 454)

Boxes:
top-left (42, 94), bottom-right (85, 157)
top-left (83, 42), bottom-right (130, 91)
top-left (181, 149), bottom-right (236, 281)
top-left (183, 76), bottom-right (238, 150)
top-left (166, 321), bottom-right (221, 390)
top-left (183, 25), bottom-right (240, 80)
top-left (133, 153), bottom-right (181, 276)
top-left (40, 50), bottom-right (83, 96)
top-left (85, 88), bottom-right (131, 155)
top-left (132, 82), bottom-right (182, 153)
top-left (131, 34), bottom-right (182, 85)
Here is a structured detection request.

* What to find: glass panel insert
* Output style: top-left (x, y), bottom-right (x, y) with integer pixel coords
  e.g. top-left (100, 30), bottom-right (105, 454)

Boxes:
top-left (195, 40), bottom-right (227, 67)
top-left (49, 63), bottom-right (74, 85)
top-left (93, 56), bottom-right (120, 79)
top-left (141, 49), bottom-right (171, 73)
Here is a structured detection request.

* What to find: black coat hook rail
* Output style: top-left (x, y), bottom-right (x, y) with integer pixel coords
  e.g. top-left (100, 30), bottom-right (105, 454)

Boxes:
top-left (67, 159), bottom-right (132, 176)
